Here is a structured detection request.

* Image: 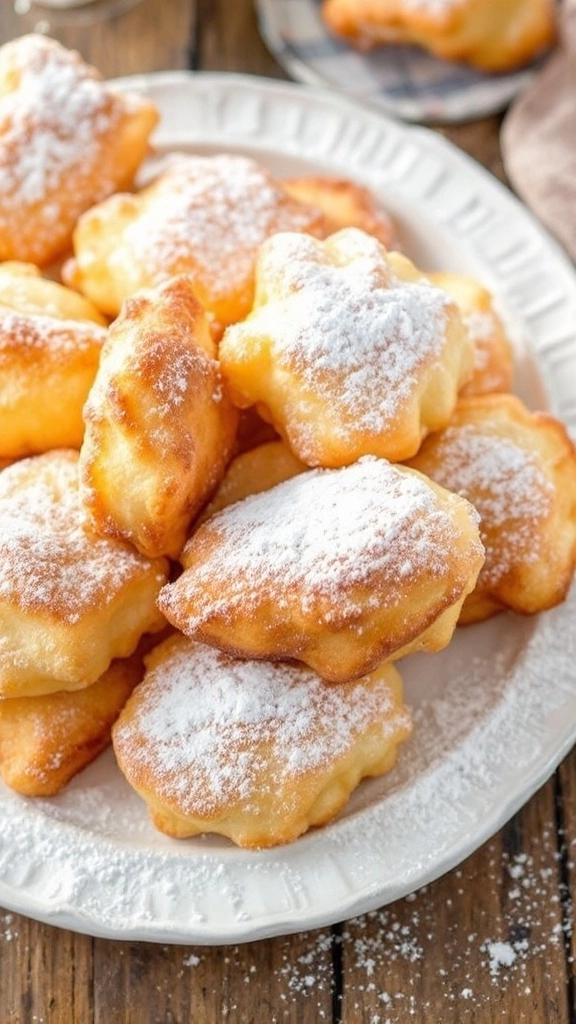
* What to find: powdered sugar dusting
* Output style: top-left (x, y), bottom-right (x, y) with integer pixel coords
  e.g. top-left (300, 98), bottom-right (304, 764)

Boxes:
top-left (232, 230), bottom-right (452, 438)
top-left (92, 321), bottom-right (219, 423)
top-left (464, 309), bottom-right (497, 350)
top-left (123, 154), bottom-right (321, 301)
top-left (0, 452), bottom-right (162, 624)
top-left (114, 637), bottom-right (410, 817)
top-left (0, 307), bottom-right (107, 361)
top-left (464, 308), bottom-right (500, 379)
top-left (166, 457), bottom-right (479, 627)
top-left (0, 35), bottom-right (117, 208)
top-left (417, 424), bottom-right (554, 584)
top-left (0, 586), bottom-right (573, 946)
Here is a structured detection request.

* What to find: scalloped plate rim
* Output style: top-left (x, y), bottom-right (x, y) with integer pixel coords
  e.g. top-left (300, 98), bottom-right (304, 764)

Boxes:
top-left (0, 71), bottom-right (575, 946)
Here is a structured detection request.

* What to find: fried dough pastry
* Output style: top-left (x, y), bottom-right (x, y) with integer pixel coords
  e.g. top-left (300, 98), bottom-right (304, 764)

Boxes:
top-left (198, 439), bottom-right (306, 523)
top-left (0, 34), bottom-right (158, 266)
top-left (406, 394), bottom-right (576, 624)
top-left (429, 272), bottom-right (514, 398)
top-left (80, 275), bottom-right (238, 559)
top-left (282, 176), bottom-right (396, 248)
top-left (63, 153), bottom-right (326, 330)
top-left (0, 262), bottom-right (106, 324)
top-left (321, 0), bottom-right (556, 72)
top-left (159, 457), bottom-right (485, 683)
top-left (0, 450), bottom-right (169, 698)
top-left (112, 634), bottom-right (412, 848)
top-left (219, 229), bottom-right (473, 467)
top-left (0, 263), bottom-right (108, 458)
top-left (0, 648), bottom-right (147, 797)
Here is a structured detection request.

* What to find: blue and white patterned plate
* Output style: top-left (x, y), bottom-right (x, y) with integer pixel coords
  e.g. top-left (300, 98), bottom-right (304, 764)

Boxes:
top-left (255, 0), bottom-right (548, 123)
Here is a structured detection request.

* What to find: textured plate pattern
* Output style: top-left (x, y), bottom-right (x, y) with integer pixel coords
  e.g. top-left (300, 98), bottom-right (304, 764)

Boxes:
top-left (0, 73), bottom-right (575, 944)
top-left (255, 0), bottom-right (546, 124)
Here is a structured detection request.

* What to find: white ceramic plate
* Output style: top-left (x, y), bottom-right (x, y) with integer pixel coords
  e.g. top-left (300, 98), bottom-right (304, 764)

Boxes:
top-left (255, 0), bottom-right (548, 123)
top-left (1, 72), bottom-right (576, 945)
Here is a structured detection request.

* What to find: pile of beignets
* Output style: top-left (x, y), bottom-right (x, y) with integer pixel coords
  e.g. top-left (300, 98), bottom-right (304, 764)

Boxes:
top-left (1, 34), bottom-right (575, 849)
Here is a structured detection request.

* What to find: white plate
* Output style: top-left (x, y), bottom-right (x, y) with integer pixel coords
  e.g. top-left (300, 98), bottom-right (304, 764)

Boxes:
top-left (255, 0), bottom-right (548, 123)
top-left (1, 72), bottom-right (576, 945)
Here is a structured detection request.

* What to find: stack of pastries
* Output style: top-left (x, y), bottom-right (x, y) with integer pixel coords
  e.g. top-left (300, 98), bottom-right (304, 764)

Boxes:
top-left (1, 34), bottom-right (575, 849)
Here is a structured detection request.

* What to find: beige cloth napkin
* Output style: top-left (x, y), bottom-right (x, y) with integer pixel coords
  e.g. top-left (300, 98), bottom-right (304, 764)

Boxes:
top-left (501, 0), bottom-right (576, 261)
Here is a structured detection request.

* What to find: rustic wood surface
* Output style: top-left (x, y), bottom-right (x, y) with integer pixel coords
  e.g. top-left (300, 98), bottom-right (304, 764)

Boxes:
top-left (0, 0), bottom-right (574, 1021)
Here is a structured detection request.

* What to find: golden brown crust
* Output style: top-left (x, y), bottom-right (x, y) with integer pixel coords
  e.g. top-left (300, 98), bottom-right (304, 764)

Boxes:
top-left (0, 450), bottom-right (169, 697)
top-left (0, 263), bottom-right (108, 458)
top-left (429, 272), bottom-right (514, 398)
top-left (0, 261), bottom-right (107, 324)
top-left (0, 34), bottom-right (158, 266)
top-left (406, 393), bottom-right (576, 623)
top-left (112, 634), bottom-right (412, 848)
top-left (0, 647), bottom-right (149, 797)
top-left (282, 176), bottom-right (396, 248)
top-left (80, 275), bottom-right (239, 559)
top-left (220, 230), bottom-right (473, 467)
top-left (321, 0), bottom-right (557, 72)
top-left (158, 457), bottom-right (484, 683)
top-left (63, 153), bottom-right (327, 324)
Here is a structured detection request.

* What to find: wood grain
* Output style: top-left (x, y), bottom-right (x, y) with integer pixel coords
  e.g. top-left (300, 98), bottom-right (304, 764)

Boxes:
top-left (0, 1), bottom-right (574, 1022)
top-left (339, 777), bottom-right (570, 1023)
top-left (195, 0), bottom-right (283, 77)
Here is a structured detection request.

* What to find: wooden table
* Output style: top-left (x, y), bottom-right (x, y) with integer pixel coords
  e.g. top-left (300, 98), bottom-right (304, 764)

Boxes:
top-left (0, 1), bottom-right (574, 1020)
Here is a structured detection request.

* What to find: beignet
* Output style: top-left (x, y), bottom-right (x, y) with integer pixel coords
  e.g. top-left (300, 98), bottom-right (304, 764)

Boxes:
top-left (112, 634), bottom-right (412, 848)
top-left (321, 0), bottom-right (556, 72)
top-left (63, 153), bottom-right (326, 330)
top-left (429, 272), bottom-right (514, 398)
top-left (219, 229), bottom-right (473, 466)
top-left (0, 34), bottom-right (158, 265)
top-left (80, 275), bottom-right (238, 559)
top-left (0, 450), bottom-right (169, 697)
top-left (0, 261), bottom-right (106, 324)
top-left (158, 456), bottom-right (485, 682)
top-left (282, 175), bottom-right (396, 248)
top-left (0, 647), bottom-right (147, 797)
top-left (406, 393), bottom-right (576, 623)
top-left (0, 262), bottom-right (108, 458)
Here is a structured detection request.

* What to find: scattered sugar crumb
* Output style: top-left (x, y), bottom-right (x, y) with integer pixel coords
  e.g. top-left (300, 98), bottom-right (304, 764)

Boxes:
top-left (483, 940), bottom-right (517, 975)
top-left (182, 953), bottom-right (201, 967)
top-left (174, 821), bottom-right (573, 1020)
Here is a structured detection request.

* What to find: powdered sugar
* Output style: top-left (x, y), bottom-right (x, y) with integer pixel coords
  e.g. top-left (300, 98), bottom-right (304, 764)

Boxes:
top-left (123, 154), bottom-right (321, 301)
top-left (0, 35), bottom-right (116, 208)
top-left (464, 309), bottom-right (497, 351)
top-left (93, 321), bottom-right (218, 423)
top-left (0, 452), bottom-right (161, 624)
top-left (0, 584), bottom-right (573, 944)
top-left (113, 637), bottom-right (409, 818)
top-left (163, 457), bottom-right (480, 629)
top-left (463, 308), bottom-right (500, 377)
top-left (483, 938), bottom-right (517, 974)
top-left (0, 307), bottom-right (107, 361)
top-left (228, 230), bottom-right (452, 440)
top-left (0, 64), bottom-right (574, 960)
top-left (417, 423), bottom-right (554, 583)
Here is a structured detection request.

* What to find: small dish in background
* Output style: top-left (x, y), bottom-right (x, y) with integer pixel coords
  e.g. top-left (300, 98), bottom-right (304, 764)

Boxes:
top-left (255, 0), bottom-right (548, 124)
